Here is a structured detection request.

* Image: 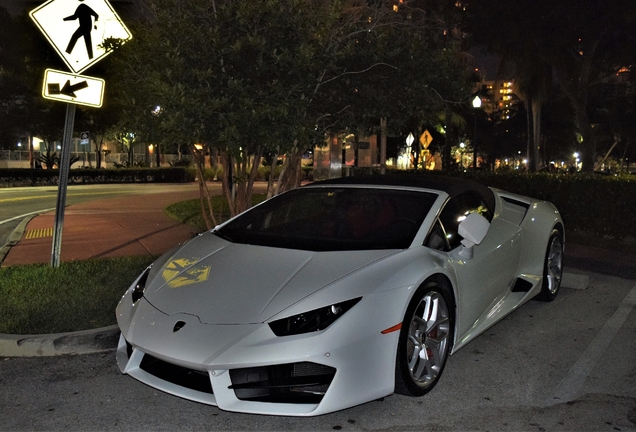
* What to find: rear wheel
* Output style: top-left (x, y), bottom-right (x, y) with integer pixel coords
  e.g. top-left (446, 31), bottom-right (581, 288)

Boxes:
top-left (536, 229), bottom-right (564, 302)
top-left (395, 280), bottom-right (454, 396)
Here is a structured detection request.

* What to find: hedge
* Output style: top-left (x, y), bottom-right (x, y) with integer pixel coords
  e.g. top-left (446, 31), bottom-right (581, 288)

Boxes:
top-left (0, 167), bottom-right (196, 187)
top-left (2, 166), bottom-right (634, 240)
top-left (453, 171), bottom-right (636, 240)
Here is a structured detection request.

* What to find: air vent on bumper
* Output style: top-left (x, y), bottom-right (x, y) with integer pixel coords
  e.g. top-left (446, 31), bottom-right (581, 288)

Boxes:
top-left (228, 362), bottom-right (336, 404)
top-left (139, 353), bottom-right (213, 394)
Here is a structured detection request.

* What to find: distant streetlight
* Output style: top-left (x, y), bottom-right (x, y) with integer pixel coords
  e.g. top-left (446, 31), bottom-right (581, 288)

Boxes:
top-left (472, 96), bottom-right (482, 169)
top-left (148, 144), bottom-right (154, 167)
top-left (573, 152), bottom-right (581, 171)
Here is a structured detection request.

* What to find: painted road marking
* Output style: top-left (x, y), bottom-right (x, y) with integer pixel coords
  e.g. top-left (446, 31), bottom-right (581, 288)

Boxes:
top-left (25, 228), bottom-right (54, 239)
top-left (0, 209), bottom-right (56, 226)
top-left (0, 190), bottom-right (132, 204)
top-left (547, 283), bottom-right (636, 404)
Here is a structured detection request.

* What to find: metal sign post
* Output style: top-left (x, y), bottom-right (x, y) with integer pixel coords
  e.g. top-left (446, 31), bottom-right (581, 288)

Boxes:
top-left (51, 103), bottom-right (76, 267)
top-left (29, 0), bottom-right (130, 268)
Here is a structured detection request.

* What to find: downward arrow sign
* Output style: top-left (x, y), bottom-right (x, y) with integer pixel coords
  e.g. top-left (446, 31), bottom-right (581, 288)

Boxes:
top-left (60, 80), bottom-right (89, 97)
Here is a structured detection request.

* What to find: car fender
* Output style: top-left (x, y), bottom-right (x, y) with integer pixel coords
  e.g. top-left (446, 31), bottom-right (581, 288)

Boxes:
top-left (268, 246), bottom-right (456, 318)
top-left (518, 200), bottom-right (564, 278)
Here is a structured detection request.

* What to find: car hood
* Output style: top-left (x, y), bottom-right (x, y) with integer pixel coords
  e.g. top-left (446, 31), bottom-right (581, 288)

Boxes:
top-left (144, 232), bottom-right (397, 324)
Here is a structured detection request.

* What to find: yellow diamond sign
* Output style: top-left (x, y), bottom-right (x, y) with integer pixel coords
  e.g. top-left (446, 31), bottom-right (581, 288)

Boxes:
top-left (420, 130), bottom-right (433, 149)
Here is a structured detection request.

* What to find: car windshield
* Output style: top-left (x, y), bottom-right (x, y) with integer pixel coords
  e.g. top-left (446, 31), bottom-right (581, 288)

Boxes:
top-left (215, 187), bottom-right (438, 251)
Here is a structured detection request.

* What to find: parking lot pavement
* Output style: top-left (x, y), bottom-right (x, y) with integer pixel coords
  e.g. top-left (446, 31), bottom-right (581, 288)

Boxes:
top-left (567, 242), bottom-right (636, 280)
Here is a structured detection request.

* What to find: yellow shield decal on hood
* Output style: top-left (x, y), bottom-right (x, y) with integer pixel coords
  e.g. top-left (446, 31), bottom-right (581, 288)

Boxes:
top-left (162, 258), bottom-right (211, 288)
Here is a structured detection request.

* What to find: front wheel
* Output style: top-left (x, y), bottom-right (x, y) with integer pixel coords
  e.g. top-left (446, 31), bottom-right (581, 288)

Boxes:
top-left (536, 229), bottom-right (564, 302)
top-left (395, 280), bottom-right (454, 396)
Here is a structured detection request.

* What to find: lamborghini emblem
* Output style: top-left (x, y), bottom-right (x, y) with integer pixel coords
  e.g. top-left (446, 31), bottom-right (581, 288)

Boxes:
top-left (162, 258), bottom-right (211, 288)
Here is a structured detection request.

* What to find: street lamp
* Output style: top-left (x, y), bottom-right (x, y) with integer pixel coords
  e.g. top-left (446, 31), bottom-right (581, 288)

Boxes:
top-left (148, 144), bottom-right (154, 167)
top-left (472, 95), bottom-right (482, 169)
top-left (573, 152), bottom-right (580, 171)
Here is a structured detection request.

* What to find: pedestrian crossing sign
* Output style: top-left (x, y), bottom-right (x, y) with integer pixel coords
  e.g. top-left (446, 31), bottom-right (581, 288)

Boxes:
top-left (30, 0), bottom-right (132, 74)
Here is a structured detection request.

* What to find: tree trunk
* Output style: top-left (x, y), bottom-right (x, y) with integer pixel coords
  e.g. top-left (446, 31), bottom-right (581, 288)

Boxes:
top-left (234, 146), bottom-right (263, 215)
top-left (526, 96), bottom-right (534, 172)
top-left (267, 151), bottom-right (279, 199)
top-left (576, 104), bottom-right (595, 172)
top-left (443, 108), bottom-right (454, 171)
top-left (220, 151), bottom-right (235, 217)
top-left (380, 117), bottom-right (387, 174)
top-left (193, 144), bottom-right (216, 230)
top-left (28, 135), bottom-right (34, 169)
top-left (531, 97), bottom-right (541, 170)
top-left (277, 148), bottom-right (303, 194)
top-left (620, 138), bottom-right (630, 173)
top-left (595, 135), bottom-right (620, 171)
top-left (95, 136), bottom-right (103, 168)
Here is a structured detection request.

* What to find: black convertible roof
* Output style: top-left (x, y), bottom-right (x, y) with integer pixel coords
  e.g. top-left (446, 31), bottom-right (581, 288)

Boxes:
top-left (309, 174), bottom-right (495, 212)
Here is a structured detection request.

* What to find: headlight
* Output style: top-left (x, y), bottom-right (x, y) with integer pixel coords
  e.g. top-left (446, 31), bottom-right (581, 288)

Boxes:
top-left (131, 265), bottom-right (152, 304)
top-left (268, 298), bottom-right (361, 337)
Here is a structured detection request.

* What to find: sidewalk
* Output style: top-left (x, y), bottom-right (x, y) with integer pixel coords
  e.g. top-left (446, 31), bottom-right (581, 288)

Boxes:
top-left (1, 189), bottom-right (201, 267)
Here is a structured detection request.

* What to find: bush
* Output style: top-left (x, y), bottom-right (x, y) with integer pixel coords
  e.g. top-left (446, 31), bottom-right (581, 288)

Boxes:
top-left (0, 167), bottom-right (196, 187)
top-left (442, 171), bottom-right (636, 240)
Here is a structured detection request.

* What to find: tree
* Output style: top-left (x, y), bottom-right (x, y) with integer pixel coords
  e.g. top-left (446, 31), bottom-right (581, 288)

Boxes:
top-left (464, 0), bottom-right (636, 172)
top-left (0, 7), bottom-right (23, 149)
top-left (108, 0), bottom-right (451, 226)
top-left (314, 2), bottom-right (473, 171)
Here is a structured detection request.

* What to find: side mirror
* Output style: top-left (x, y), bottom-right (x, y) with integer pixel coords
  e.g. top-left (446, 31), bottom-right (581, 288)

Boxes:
top-left (457, 212), bottom-right (490, 259)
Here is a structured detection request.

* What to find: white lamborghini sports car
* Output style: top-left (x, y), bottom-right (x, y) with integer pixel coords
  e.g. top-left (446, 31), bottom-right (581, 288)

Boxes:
top-left (116, 175), bottom-right (564, 416)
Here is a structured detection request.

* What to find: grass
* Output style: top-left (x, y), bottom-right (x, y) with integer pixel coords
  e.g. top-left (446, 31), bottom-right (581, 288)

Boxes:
top-left (0, 194), bottom-right (266, 335)
top-left (0, 256), bottom-right (154, 334)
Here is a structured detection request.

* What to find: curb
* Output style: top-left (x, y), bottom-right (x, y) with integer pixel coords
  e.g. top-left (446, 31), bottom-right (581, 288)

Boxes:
top-left (0, 214), bottom-right (39, 266)
top-left (561, 272), bottom-right (590, 290)
top-left (0, 325), bottom-right (119, 357)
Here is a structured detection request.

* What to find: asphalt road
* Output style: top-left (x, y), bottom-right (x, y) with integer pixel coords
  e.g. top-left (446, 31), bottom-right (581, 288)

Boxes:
top-left (1, 272), bottom-right (635, 431)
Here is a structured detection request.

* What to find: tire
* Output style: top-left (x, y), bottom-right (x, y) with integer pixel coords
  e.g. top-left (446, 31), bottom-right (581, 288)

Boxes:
top-left (536, 229), bottom-right (564, 302)
top-left (395, 279), bottom-right (454, 396)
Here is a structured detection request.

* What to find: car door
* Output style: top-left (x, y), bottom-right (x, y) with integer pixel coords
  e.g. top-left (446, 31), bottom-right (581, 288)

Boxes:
top-left (426, 190), bottom-right (523, 345)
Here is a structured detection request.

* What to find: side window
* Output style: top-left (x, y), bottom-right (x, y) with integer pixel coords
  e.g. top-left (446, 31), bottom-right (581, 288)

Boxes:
top-left (424, 219), bottom-right (449, 251)
top-left (437, 191), bottom-right (492, 250)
